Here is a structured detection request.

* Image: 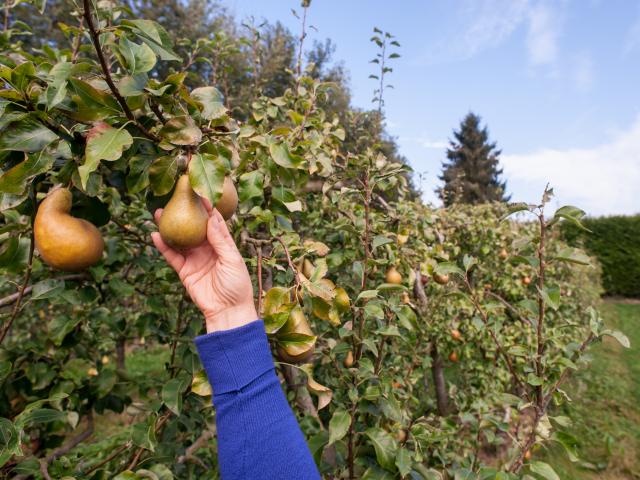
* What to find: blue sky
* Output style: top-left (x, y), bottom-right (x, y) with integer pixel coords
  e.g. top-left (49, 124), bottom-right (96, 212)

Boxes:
top-left (224, 0), bottom-right (640, 216)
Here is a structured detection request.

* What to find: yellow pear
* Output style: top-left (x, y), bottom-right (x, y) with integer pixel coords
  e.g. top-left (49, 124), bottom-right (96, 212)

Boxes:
top-left (215, 177), bottom-right (238, 220)
top-left (34, 188), bottom-right (104, 271)
top-left (385, 266), bottom-right (402, 285)
top-left (159, 175), bottom-right (208, 251)
top-left (343, 350), bottom-right (354, 368)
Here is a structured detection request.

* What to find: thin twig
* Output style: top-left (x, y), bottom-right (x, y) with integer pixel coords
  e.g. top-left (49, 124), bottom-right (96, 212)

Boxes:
top-left (46, 412), bottom-right (94, 465)
top-left (464, 278), bottom-right (529, 398)
top-left (82, 442), bottom-right (131, 475)
top-left (82, 0), bottom-right (158, 142)
top-left (275, 237), bottom-right (301, 289)
top-left (169, 295), bottom-right (187, 374)
top-left (0, 274), bottom-right (87, 308)
top-left (0, 188), bottom-right (36, 345)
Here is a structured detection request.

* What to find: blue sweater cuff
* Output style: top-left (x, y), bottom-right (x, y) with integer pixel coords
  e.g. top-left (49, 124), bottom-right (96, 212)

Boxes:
top-left (194, 319), bottom-right (275, 395)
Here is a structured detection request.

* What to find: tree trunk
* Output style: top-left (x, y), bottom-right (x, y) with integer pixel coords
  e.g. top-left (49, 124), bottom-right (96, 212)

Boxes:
top-left (431, 344), bottom-right (449, 416)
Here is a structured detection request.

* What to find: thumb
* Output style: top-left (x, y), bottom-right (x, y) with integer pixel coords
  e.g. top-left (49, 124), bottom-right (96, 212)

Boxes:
top-left (206, 210), bottom-right (240, 259)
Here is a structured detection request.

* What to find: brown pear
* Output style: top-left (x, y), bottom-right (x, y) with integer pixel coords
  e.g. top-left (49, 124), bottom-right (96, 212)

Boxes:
top-left (215, 177), bottom-right (238, 220)
top-left (34, 188), bottom-right (104, 271)
top-left (277, 307), bottom-right (316, 363)
top-left (159, 175), bottom-right (208, 251)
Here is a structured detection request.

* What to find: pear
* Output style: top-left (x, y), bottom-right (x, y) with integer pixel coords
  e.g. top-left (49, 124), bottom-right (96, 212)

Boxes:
top-left (34, 188), bottom-right (104, 271)
top-left (159, 175), bottom-right (208, 251)
top-left (215, 177), bottom-right (238, 220)
top-left (385, 266), bottom-right (402, 285)
top-left (343, 350), bottom-right (354, 368)
top-left (277, 307), bottom-right (316, 363)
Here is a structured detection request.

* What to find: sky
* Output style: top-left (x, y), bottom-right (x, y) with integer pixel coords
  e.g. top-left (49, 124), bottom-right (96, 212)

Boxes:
top-left (224, 0), bottom-right (640, 216)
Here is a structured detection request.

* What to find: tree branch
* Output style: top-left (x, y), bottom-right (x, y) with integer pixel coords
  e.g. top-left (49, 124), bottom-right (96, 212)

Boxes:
top-left (82, 0), bottom-right (159, 142)
top-left (0, 274), bottom-right (88, 309)
top-left (0, 188), bottom-right (37, 345)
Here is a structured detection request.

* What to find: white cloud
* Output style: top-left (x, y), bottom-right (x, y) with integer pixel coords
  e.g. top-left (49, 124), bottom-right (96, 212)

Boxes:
top-left (526, 2), bottom-right (561, 65)
top-left (501, 115), bottom-right (640, 216)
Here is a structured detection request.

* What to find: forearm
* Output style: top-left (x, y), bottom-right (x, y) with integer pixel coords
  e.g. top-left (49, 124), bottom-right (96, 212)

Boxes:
top-left (194, 320), bottom-right (320, 480)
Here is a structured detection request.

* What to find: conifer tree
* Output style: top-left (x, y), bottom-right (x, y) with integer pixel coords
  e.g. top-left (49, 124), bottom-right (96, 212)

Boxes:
top-left (438, 113), bottom-right (509, 206)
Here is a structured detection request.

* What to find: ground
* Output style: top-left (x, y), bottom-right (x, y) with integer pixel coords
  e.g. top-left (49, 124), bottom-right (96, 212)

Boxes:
top-left (543, 301), bottom-right (640, 479)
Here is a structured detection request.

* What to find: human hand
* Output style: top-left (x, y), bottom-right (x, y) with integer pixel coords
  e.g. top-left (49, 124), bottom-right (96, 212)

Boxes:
top-left (150, 202), bottom-right (257, 333)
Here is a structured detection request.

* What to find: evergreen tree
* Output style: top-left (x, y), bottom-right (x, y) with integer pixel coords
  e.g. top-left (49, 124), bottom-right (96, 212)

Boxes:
top-left (438, 113), bottom-right (509, 206)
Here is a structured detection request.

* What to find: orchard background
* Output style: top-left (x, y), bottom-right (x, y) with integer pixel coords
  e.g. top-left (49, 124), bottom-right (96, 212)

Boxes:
top-left (0, 1), bottom-right (637, 479)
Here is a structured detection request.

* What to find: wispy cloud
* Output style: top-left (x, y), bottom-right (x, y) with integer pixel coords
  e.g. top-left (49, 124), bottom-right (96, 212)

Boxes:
top-left (419, 0), bottom-right (564, 68)
top-left (526, 2), bottom-right (561, 65)
top-left (501, 115), bottom-right (640, 216)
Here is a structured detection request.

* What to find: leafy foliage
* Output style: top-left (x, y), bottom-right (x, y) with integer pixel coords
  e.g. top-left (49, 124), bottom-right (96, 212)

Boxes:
top-left (0, 1), bottom-right (623, 479)
top-left (562, 215), bottom-right (640, 298)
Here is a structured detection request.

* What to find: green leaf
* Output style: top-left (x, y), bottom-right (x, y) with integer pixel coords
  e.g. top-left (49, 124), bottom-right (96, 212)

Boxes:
top-left (500, 202), bottom-right (531, 221)
top-left (118, 36), bottom-right (157, 74)
top-left (69, 78), bottom-right (121, 116)
top-left (188, 153), bottom-right (226, 206)
top-left (269, 143), bottom-right (305, 169)
top-left (159, 116), bottom-right (202, 146)
top-left (395, 447), bottom-right (412, 477)
top-left (602, 329), bottom-right (630, 348)
top-left (149, 155), bottom-right (178, 196)
top-left (527, 373), bottom-right (543, 386)
top-left (538, 284), bottom-right (560, 310)
top-left (0, 150), bottom-right (55, 194)
top-left (0, 361), bottom-right (11, 383)
top-left (552, 205), bottom-right (589, 231)
top-left (17, 408), bottom-right (66, 427)
top-left (328, 409), bottom-right (351, 445)
top-left (45, 61), bottom-right (72, 109)
top-left (161, 375), bottom-right (190, 415)
top-left (120, 19), bottom-right (181, 61)
top-left (434, 262), bottom-right (463, 277)
top-left (31, 279), bottom-right (65, 300)
top-left (553, 247), bottom-right (591, 266)
top-left (79, 123), bottom-right (133, 188)
top-left (365, 428), bottom-right (397, 471)
top-left (131, 415), bottom-right (158, 452)
top-left (0, 119), bottom-right (57, 152)
top-left (49, 315), bottom-right (83, 347)
top-left (238, 171), bottom-right (264, 203)
top-left (372, 235), bottom-right (393, 250)
top-left (529, 461), bottom-right (560, 480)
top-left (0, 418), bottom-right (20, 468)
top-left (191, 86), bottom-right (227, 120)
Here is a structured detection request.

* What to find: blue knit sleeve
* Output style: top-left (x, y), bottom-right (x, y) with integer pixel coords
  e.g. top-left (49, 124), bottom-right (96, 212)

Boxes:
top-left (194, 319), bottom-right (321, 480)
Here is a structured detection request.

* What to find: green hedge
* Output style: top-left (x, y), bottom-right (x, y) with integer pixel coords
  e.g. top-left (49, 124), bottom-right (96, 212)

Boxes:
top-left (562, 215), bottom-right (640, 298)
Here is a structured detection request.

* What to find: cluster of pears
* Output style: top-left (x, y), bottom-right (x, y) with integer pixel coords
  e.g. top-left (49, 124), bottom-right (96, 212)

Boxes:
top-left (33, 174), bottom-right (237, 270)
top-left (158, 174), bottom-right (237, 250)
top-left (34, 187), bottom-right (104, 271)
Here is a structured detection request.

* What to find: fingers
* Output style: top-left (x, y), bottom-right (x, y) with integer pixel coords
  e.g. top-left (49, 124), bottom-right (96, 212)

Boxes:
top-left (154, 208), bottom-right (163, 224)
top-left (151, 232), bottom-right (186, 272)
top-left (201, 197), bottom-right (213, 214)
top-left (207, 209), bottom-right (240, 259)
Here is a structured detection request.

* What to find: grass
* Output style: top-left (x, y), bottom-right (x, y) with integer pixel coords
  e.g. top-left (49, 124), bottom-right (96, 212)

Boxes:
top-left (543, 301), bottom-right (640, 479)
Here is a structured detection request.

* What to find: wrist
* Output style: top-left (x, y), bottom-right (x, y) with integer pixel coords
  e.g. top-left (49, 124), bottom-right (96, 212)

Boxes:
top-left (204, 304), bottom-right (259, 333)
